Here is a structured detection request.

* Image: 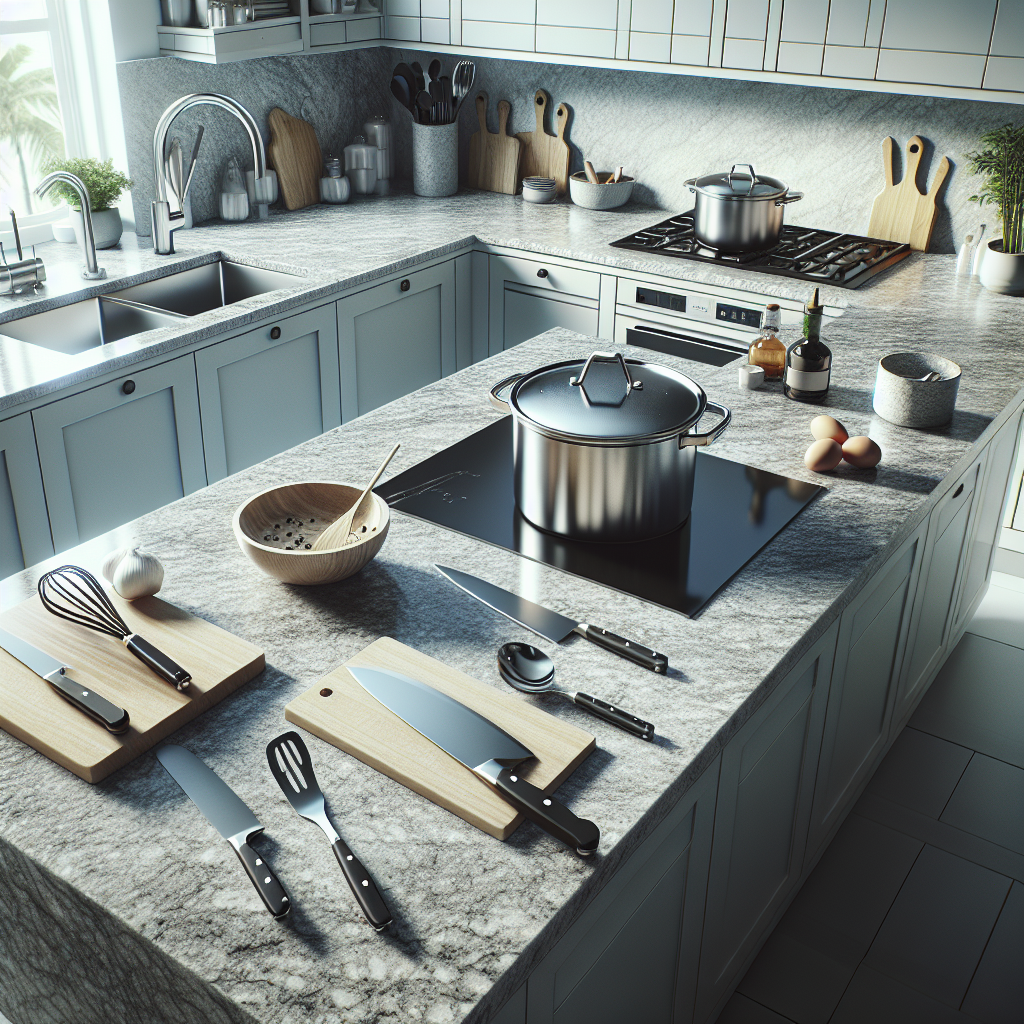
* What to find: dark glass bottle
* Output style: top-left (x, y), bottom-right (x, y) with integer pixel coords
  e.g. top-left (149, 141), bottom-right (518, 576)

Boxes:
top-left (784, 287), bottom-right (831, 403)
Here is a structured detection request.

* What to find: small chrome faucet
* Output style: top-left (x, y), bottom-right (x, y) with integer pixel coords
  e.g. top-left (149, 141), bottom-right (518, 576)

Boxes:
top-left (151, 93), bottom-right (268, 255)
top-left (34, 172), bottom-right (107, 280)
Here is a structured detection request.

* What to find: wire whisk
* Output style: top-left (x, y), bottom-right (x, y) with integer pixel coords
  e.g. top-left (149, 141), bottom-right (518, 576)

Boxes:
top-left (38, 565), bottom-right (192, 691)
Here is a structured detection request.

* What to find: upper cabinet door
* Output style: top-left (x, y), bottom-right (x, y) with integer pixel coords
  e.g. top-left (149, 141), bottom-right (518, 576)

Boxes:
top-left (777, 0), bottom-right (829, 74)
top-left (722, 0), bottom-right (770, 69)
top-left (671, 0), bottom-right (714, 66)
top-left (0, 413), bottom-right (53, 579)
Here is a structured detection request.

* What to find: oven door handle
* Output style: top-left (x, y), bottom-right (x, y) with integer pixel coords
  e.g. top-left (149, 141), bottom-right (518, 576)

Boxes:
top-left (626, 326), bottom-right (743, 367)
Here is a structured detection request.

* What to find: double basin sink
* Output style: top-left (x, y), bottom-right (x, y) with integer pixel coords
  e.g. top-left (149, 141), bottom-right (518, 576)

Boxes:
top-left (0, 261), bottom-right (302, 356)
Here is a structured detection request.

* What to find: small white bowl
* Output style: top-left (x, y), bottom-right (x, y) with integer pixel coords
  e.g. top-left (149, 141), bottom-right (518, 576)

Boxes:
top-left (522, 182), bottom-right (556, 204)
top-left (569, 171), bottom-right (635, 210)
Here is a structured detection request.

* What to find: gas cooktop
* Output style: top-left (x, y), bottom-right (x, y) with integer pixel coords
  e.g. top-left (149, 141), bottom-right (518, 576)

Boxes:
top-left (376, 417), bottom-right (823, 618)
top-left (611, 212), bottom-right (910, 289)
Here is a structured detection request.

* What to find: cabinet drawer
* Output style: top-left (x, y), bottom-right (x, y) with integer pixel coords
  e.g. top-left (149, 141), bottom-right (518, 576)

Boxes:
top-left (491, 254), bottom-right (601, 301)
top-left (310, 21), bottom-right (346, 46)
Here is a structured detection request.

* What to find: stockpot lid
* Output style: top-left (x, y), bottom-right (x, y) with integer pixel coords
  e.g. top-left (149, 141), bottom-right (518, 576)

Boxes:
top-left (509, 352), bottom-right (707, 445)
top-left (689, 163), bottom-right (788, 199)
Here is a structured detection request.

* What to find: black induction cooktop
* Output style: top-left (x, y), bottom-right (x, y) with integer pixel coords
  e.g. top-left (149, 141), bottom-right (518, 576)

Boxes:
top-left (377, 417), bottom-right (823, 617)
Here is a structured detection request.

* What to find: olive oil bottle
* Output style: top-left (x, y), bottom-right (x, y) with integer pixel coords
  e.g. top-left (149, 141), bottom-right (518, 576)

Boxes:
top-left (748, 303), bottom-right (786, 380)
top-left (784, 288), bottom-right (832, 402)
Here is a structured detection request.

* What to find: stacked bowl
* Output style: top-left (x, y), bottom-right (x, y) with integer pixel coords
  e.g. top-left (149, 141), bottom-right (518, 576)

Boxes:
top-left (522, 177), bottom-right (557, 204)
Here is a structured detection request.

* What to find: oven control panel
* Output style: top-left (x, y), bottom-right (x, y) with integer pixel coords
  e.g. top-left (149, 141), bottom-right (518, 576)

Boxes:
top-left (632, 285), bottom-right (765, 332)
top-left (715, 302), bottom-right (763, 329)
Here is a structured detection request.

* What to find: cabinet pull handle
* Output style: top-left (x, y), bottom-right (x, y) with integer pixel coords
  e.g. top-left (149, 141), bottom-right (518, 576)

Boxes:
top-left (121, 380), bottom-right (136, 395)
top-left (953, 483), bottom-right (964, 498)
top-left (400, 279), bottom-right (411, 292)
top-left (270, 326), bottom-right (282, 340)
top-left (537, 268), bottom-right (549, 279)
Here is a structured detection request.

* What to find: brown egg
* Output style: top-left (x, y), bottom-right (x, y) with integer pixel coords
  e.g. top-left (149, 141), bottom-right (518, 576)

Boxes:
top-left (842, 435), bottom-right (882, 469)
top-left (810, 414), bottom-right (849, 445)
top-left (804, 438), bottom-right (843, 472)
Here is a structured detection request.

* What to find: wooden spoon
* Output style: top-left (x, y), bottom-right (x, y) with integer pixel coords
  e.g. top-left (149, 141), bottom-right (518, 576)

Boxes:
top-left (584, 160), bottom-right (600, 184)
top-left (312, 444), bottom-right (400, 552)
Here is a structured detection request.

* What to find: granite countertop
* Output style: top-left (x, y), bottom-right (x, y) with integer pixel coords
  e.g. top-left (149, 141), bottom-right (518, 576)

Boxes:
top-left (4, 187), bottom-right (1021, 413)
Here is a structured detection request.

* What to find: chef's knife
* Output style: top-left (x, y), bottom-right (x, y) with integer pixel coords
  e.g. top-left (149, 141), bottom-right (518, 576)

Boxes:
top-left (156, 744), bottom-right (291, 919)
top-left (348, 666), bottom-right (600, 855)
top-left (435, 565), bottom-right (668, 674)
top-left (0, 626), bottom-right (129, 733)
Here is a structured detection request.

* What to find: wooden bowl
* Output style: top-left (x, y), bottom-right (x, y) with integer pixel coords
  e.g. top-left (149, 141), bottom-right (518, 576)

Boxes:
top-left (233, 481), bottom-right (390, 585)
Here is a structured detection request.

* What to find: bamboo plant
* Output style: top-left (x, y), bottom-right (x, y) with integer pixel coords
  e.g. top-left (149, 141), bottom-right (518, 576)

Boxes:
top-left (966, 122), bottom-right (1024, 255)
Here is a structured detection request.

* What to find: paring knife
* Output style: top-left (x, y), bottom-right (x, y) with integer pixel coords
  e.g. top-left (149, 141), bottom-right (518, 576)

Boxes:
top-left (266, 731), bottom-right (392, 931)
top-left (156, 744), bottom-right (290, 919)
top-left (0, 626), bottom-right (129, 733)
top-left (435, 565), bottom-right (669, 674)
top-left (348, 666), bottom-right (600, 855)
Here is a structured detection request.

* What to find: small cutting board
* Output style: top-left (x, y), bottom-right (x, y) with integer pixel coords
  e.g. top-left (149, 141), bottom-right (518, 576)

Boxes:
top-left (267, 107), bottom-right (321, 211)
top-left (468, 95), bottom-right (521, 196)
top-left (868, 135), bottom-right (950, 252)
top-left (0, 594), bottom-right (264, 783)
top-left (516, 90), bottom-right (570, 196)
top-left (285, 636), bottom-right (595, 840)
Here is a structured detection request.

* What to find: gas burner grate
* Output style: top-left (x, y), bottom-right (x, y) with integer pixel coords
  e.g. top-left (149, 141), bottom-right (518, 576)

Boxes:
top-left (611, 212), bottom-right (910, 288)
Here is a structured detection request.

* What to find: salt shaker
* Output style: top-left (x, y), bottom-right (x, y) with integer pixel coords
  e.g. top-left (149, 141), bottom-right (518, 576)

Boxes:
top-left (344, 136), bottom-right (378, 196)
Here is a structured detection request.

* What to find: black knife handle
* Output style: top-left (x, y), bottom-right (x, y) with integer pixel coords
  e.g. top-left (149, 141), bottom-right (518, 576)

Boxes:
top-left (232, 840), bottom-right (291, 919)
top-left (572, 692), bottom-right (655, 741)
top-left (124, 634), bottom-right (192, 691)
top-left (489, 767), bottom-right (600, 855)
top-left (583, 625), bottom-right (668, 674)
top-left (332, 838), bottom-right (392, 931)
top-left (47, 673), bottom-right (130, 734)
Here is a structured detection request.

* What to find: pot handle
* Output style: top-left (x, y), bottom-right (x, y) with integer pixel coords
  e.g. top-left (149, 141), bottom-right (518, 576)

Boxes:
top-left (683, 177), bottom-right (698, 192)
top-left (679, 401), bottom-right (731, 449)
top-left (489, 373), bottom-right (524, 412)
top-left (570, 351), bottom-right (642, 392)
top-left (775, 191), bottom-right (804, 207)
top-left (729, 164), bottom-right (757, 194)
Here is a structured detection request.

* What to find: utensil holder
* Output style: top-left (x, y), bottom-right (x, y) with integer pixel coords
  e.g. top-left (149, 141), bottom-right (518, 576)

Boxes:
top-left (412, 122), bottom-right (458, 198)
top-left (873, 353), bottom-right (961, 428)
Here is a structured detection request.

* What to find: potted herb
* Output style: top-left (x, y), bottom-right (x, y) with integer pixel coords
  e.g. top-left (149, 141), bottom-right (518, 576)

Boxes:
top-left (966, 122), bottom-right (1024, 295)
top-left (40, 156), bottom-right (133, 249)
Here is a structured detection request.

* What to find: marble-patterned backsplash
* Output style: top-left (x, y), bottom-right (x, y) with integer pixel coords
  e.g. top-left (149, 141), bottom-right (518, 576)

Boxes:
top-left (118, 45), bottom-right (1023, 252)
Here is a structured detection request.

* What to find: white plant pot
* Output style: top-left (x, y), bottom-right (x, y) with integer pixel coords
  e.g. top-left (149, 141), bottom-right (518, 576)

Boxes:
top-left (70, 207), bottom-right (123, 250)
top-left (978, 238), bottom-right (1024, 296)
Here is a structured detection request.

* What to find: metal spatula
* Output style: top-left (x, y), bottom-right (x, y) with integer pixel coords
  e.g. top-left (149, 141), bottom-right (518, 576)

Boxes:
top-left (266, 731), bottom-right (392, 930)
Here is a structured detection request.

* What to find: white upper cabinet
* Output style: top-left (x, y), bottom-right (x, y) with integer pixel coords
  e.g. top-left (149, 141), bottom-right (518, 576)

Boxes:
top-left (986, 0), bottom-right (1024, 89)
top-left (777, 0), bottom-right (829, 74)
top-left (722, 0), bottom-right (769, 70)
top-left (672, 0), bottom-right (714, 66)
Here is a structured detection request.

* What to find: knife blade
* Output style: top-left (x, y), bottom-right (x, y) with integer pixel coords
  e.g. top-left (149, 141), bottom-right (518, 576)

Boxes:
top-left (0, 626), bottom-right (129, 733)
top-left (435, 565), bottom-right (668, 674)
top-left (156, 744), bottom-right (291, 919)
top-left (348, 666), bottom-right (600, 855)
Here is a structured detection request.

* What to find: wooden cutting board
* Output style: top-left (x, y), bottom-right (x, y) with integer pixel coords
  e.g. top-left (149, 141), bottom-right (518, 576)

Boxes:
top-left (516, 89), bottom-right (570, 196)
top-left (267, 107), bottom-right (321, 211)
top-left (868, 135), bottom-right (951, 252)
top-left (468, 95), bottom-right (521, 196)
top-left (285, 636), bottom-right (595, 840)
top-left (0, 594), bottom-right (264, 783)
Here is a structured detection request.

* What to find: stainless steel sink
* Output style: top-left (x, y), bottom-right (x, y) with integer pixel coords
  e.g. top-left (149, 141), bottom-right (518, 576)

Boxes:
top-left (0, 297), bottom-right (183, 355)
top-left (107, 260), bottom-right (302, 316)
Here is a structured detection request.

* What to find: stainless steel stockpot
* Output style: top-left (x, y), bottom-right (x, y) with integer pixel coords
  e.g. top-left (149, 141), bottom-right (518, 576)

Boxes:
top-left (489, 352), bottom-right (731, 542)
top-left (684, 164), bottom-right (803, 252)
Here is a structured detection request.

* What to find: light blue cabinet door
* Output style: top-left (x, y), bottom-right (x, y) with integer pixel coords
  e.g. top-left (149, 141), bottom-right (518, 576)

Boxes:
top-left (0, 413), bottom-right (53, 579)
top-left (337, 262), bottom-right (457, 422)
top-left (196, 305), bottom-right (341, 483)
top-left (32, 355), bottom-right (206, 551)
top-left (694, 621), bottom-right (837, 1024)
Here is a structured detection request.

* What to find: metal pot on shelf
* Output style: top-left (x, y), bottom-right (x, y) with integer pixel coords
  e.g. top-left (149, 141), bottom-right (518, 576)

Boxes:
top-left (489, 351), bottom-right (731, 542)
top-left (684, 164), bottom-right (803, 252)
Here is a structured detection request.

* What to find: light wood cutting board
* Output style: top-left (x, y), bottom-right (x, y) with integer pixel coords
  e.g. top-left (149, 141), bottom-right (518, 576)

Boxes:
top-left (467, 95), bottom-right (521, 196)
top-left (267, 107), bottom-right (321, 211)
top-left (868, 135), bottom-right (951, 252)
top-left (516, 90), bottom-right (570, 196)
top-left (285, 636), bottom-right (595, 840)
top-left (0, 594), bottom-right (265, 783)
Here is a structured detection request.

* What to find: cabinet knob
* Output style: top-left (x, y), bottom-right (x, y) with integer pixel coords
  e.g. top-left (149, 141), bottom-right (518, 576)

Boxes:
top-left (270, 326), bottom-right (282, 340)
top-left (121, 379), bottom-right (136, 395)
top-left (537, 268), bottom-right (549, 279)
top-left (400, 279), bottom-right (411, 292)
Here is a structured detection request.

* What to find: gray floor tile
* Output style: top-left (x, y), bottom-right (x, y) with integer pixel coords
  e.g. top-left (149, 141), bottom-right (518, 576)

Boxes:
top-left (967, 577), bottom-right (1024, 651)
top-left (961, 880), bottom-right (1024, 1024)
top-left (910, 634), bottom-right (1024, 770)
top-left (715, 992), bottom-right (797, 1024)
top-left (864, 845), bottom-right (1012, 1007)
top-left (830, 966), bottom-right (983, 1024)
top-left (940, 754), bottom-right (1024, 856)
top-left (866, 727), bottom-right (973, 817)
top-left (737, 930), bottom-right (853, 1024)
top-left (778, 814), bottom-right (922, 964)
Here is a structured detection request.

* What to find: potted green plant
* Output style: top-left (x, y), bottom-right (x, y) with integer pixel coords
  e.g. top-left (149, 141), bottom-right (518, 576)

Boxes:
top-left (966, 122), bottom-right (1024, 295)
top-left (40, 156), bottom-right (133, 249)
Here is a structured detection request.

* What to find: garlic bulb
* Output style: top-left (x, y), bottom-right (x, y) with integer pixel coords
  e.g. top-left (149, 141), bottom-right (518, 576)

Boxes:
top-left (102, 547), bottom-right (164, 600)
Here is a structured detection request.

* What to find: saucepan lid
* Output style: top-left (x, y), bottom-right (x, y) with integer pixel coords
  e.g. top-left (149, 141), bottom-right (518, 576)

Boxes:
top-left (687, 163), bottom-right (789, 199)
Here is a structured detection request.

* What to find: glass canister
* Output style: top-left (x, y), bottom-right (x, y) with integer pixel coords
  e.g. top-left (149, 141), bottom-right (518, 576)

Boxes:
top-left (364, 116), bottom-right (392, 195)
top-left (219, 156), bottom-right (250, 221)
top-left (344, 136), bottom-right (378, 196)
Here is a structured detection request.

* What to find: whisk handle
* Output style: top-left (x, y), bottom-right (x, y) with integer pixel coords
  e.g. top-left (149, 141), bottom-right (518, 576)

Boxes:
top-left (125, 634), bottom-right (192, 691)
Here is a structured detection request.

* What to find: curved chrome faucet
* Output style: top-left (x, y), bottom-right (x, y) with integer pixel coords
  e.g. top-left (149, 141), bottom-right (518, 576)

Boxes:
top-left (34, 172), bottom-right (107, 280)
top-left (151, 93), bottom-right (268, 255)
